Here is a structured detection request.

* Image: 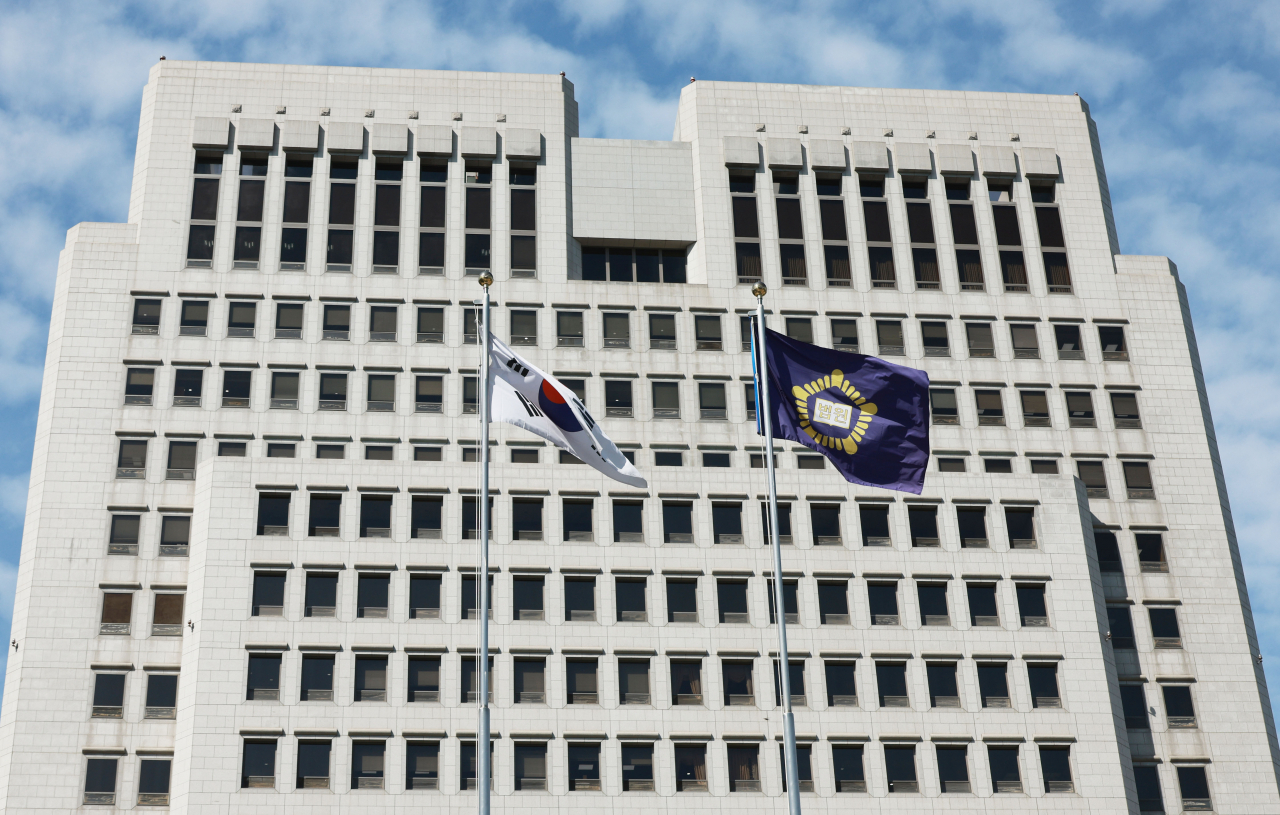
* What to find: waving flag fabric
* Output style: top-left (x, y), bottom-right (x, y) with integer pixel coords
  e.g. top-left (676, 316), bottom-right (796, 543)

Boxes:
top-left (488, 334), bottom-right (647, 488)
top-left (758, 328), bottom-right (930, 494)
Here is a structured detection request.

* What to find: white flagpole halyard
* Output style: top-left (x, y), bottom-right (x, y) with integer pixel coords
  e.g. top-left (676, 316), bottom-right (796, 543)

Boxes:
top-left (753, 283), bottom-right (801, 815)
top-left (477, 273), bottom-right (493, 815)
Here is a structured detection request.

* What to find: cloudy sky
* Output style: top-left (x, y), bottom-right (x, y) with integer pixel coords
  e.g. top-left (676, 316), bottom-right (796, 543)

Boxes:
top-left (0, 0), bottom-right (1277, 699)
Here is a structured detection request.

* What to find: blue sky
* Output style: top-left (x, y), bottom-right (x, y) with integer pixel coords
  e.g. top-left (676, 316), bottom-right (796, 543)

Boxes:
top-left (0, 0), bottom-right (1278, 700)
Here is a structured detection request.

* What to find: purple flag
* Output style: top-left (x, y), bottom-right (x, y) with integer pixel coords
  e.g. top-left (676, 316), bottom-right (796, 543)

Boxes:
top-left (759, 328), bottom-right (930, 494)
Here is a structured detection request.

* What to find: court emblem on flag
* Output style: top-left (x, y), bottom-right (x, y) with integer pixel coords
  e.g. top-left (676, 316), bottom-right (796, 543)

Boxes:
top-left (793, 369), bottom-right (877, 454)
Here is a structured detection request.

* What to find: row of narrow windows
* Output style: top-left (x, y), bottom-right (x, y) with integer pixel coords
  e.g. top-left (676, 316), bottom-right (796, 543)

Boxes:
top-left (185, 152), bottom-right (547, 276)
top-left (77, 739), bottom-right (1209, 808)
top-left (132, 297), bottom-right (1130, 363)
top-left (729, 170), bottom-right (1073, 294)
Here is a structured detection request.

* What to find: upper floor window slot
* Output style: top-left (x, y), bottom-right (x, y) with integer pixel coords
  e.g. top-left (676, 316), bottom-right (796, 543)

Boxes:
top-left (132, 299), bottom-right (161, 334)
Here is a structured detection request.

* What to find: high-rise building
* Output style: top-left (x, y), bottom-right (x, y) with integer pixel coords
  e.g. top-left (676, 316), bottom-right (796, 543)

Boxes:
top-left (0, 59), bottom-right (1274, 813)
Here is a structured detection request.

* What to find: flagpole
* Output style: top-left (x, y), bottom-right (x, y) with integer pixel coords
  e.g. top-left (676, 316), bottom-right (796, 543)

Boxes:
top-left (477, 272), bottom-right (493, 815)
top-left (753, 283), bottom-right (801, 815)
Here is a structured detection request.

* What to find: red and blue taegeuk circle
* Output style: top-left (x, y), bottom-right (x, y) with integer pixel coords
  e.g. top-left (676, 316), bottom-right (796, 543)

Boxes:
top-left (537, 379), bottom-right (583, 432)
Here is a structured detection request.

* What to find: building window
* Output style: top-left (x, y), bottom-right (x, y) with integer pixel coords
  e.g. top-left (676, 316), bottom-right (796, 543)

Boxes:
top-left (1030, 457), bottom-right (1058, 474)
top-left (918, 583), bottom-right (949, 626)
top-left (762, 577), bottom-right (798, 626)
top-left (729, 169), bottom-right (762, 284)
top-left (256, 493), bottom-right (290, 536)
top-left (132, 298), bottom-right (161, 335)
top-left (308, 493), bottom-right (341, 537)
top-left (1110, 391), bottom-right (1142, 428)
top-left (510, 163), bottom-right (537, 277)
top-left (1136, 533), bottom-right (1167, 572)
top-left (83, 758), bottom-right (119, 805)
top-left (613, 501), bottom-right (644, 544)
top-left (1099, 324), bottom-right (1128, 360)
top-left (582, 246), bottom-right (686, 283)
top-left (1077, 460), bottom-right (1108, 498)
top-left (824, 318), bottom-right (857, 352)
top-left (316, 443), bottom-right (344, 459)
top-left (116, 438), bottom-right (147, 479)
top-left (463, 160), bottom-right (492, 274)
top-left (368, 305), bottom-right (397, 342)
top-left (937, 457), bottom-right (964, 472)
top-left (304, 572), bottom-right (338, 618)
top-left (123, 367), bottom-right (154, 407)
top-left (564, 576), bottom-right (596, 622)
top-left (417, 159), bottom-right (447, 276)
top-left (920, 392), bottom-right (957, 434)
top-left (670, 660), bottom-right (701, 701)
top-left (366, 374), bottom-right (395, 412)
top-left (815, 173), bottom-right (851, 286)
top-left (868, 583), bottom-right (900, 627)
top-left (832, 744), bottom-right (866, 792)
top-left (674, 744), bottom-right (708, 792)
top-left (157, 515), bottom-right (189, 558)
top-left (355, 656), bottom-right (388, 702)
top-left (1124, 461), bottom-right (1156, 499)
top-left (356, 572), bottom-right (391, 620)
top-left (648, 312), bottom-right (677, 349)
top-left (150, 591), bottom-right (185, 634)
top-left (321, 304), bottom-right (350, 341)
top-left (371, 159), bottom-right (403, 274)
top-left (562, 499), bottom-right (593, 542)
top-left (935, 745), bottom-right (971, 794)
top-left (274, 302), bottom-right (304, 339)
top-left (226, 299), bottom-right (256, 337)
top-left (1150, 606), bottom-right (1183, 649)
top-left (91, 672), bottom-right (126, 718)
top-left (556, 311), bottom-right (583, 347)
top-left (299, 654), bottom-right (334, 702)
top-left (1020, 390), bottom-right (1050, 427)
top-left (410, 307), bottom-right (442, 345)
top-left (978, 662), bottom-right (1011, 708)
top-left (108, 514), bottom-right (140, 556)
top-left (1132, 765), bottom-right (1164, 813)
top-left (187, 152), bottom-right (221, 267)
top-left (860, 174), bottom-right (895, 288)
top-left (233, 155), bottom-right (266, 269)
top-left (965, 322), bottom-right (994, 357)
top-left (279, 156), bottom-right (312, 271)
top-left (99, 592), bottom-right (132, 635)
top-left (178, 300), bottom-right (208, 337)
top-left (921, 321), bottom-right (949, 356)
top-left (1163, 684), bottom-right (1197, 728)
top-left (250, 572), bottom-right (285, 617)
top-left (350, 741), bottom-right (387, 790)
top-left (926, 662), bottom-right (959, 708)
top-left (666, 578), bottom-right (698, 623)
top-left (1039, 746), bottom-right (1074, 793)
top-left (1176, 766), bottom-right (1212, 811)
top-left (772, 170), bottom-right (807, 285)
top-left (875, 320), bottom-right (904, 355)
top-left (1006, 507), bottom-right (1037, 548)
top-left (222, 368), bottom-right (252, 408)
top-left (172, 368), bottom-right (203, 408)
top-left (568, 742), bottom-right (602, 791)
top-left (988, 746), bottom-right (1022, 792)
top-left (406, 656), bottom-right (441, 704)
top-left (817, 581), bottom-right (850, 624)
top-left (947, 184), bottom-right (985, 290)
top-left (717, 579), bottom-right (749, 624)
top-left (297, 740), bottom-right (332, 789)
top-left (327, 157), bottom-right (357, 272)
top-left (1018, 584), bottom-right (1049, 627)
top-left (697, 382), bottom-right (727, 420)
top-left (269, 371), bottom-right (299, 410)
top-left (567, 658), bottom-right (599, 704)
top-left (903, 177), bottom-right (939, 290)
top-left (975, 389), bottom-right (1005, 425)
top-left (967, 583), bottom-right (999, 626)
top-left (1027, 663), bottom-right (1061, 708)
top-left (884, 745), bottom-right (918, 793)
top-left (409, 573), bottom-right (442, 619)
top-left (652, 380), bottom-right (680, 419)
top-left (726, 743), bottom-right (761, 792)
top-left (412, 375), bottom-right (442, 414)
top-left (859, 504), bottom-right (891, 546)
top-left (1120, 684), bottom-right (1150, 729)
top-left (318, 373), bottom-right (347, 411)
top-left (246, 653), bottom-right (281, 700)
top-left (615, 576), bottom-right (647, 622)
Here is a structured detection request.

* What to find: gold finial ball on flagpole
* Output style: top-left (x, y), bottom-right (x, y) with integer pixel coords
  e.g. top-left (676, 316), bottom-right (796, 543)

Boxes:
top-left (751, 282), bottom-right (767, 298)
top-left (478, 272), bottom-right (494, 288)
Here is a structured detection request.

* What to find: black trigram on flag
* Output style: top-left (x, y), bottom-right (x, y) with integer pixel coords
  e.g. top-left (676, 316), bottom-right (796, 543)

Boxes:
top-left (515, 391), bottom-right (543, 418)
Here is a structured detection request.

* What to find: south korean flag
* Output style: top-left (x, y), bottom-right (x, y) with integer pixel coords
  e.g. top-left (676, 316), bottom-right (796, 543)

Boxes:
top-left (488, 334), bottom-right (647, 488)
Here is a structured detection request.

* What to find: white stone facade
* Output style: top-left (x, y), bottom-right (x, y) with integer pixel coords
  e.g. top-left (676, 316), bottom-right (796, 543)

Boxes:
top-left (0, 60), bottom-right (1274, 813)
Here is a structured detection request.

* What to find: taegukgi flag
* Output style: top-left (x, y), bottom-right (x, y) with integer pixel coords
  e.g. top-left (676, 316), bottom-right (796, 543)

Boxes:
top-left (489, 334), bottom-right (647, 488)
top-left (756, 327), bottom-right (930, 494)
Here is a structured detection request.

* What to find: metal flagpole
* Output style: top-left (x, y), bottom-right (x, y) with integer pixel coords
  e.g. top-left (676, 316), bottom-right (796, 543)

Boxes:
top-left (753, 282), bottom-right (801, 815)
top-left (477, 272), bottom-right (493, 815)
